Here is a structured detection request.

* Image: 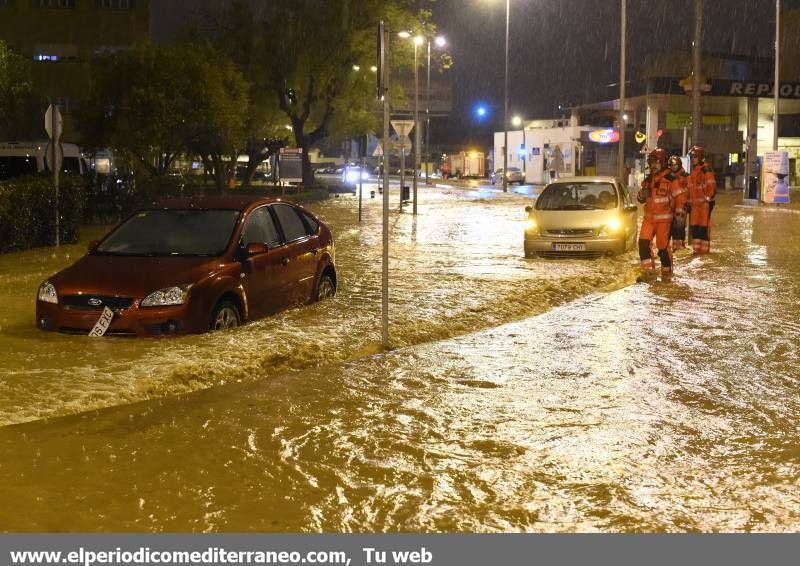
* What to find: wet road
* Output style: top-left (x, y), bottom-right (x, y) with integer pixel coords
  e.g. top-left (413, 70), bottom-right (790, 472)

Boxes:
top-left (0, 183), bottom-right (626, 425)
top-left (0, 191), bottom-right (797, 532)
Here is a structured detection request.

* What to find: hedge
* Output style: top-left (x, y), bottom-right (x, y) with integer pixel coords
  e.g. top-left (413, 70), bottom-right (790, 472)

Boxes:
top-left (0, 174), bottom-right (86, 252)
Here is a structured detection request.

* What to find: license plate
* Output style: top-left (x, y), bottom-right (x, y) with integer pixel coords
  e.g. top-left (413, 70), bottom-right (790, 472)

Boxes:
top-left (552, 243), bottom-right (586, 252)
top-left (88, 306), bottom-right (114, 337)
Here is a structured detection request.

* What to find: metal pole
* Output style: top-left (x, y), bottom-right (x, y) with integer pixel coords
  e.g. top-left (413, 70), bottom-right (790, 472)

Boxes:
top-left (617, 0), bottom-right (626, 185)
top-left (692, 0), bottom-right (703, 147)
top-left (502, 0), bottom-right (509, 192)
top-left (399, 146), bottom-right (405, 212)
top-left (774, 0), bottom-right (780, 151)
top-left (425, 40), bottom-right (431, 185)
top-left (358, 135), bottom-right (364, 223)
top-left (413, 41), bottom-right (419, 215)
top-left (52, 105), bottom-right (60, 248)
top-left (381, 23), bottom-right (390, 349)
top-left (682, 126), bottom-right (688, 155)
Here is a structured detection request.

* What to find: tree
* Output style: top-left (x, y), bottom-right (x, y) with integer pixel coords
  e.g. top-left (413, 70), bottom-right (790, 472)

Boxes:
top-left (208, 1), bottom-right (290, 187)
top-left (77, 42), bottom-right (249, 192)
top-left (257, 0), bottom-right (428, 186)
top-left (0, 40), bottom-right (35, 140)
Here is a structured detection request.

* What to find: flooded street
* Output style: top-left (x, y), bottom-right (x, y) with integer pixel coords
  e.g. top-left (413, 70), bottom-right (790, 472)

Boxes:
top-left (0, 184), bottom-right (631, 426)
top-left (0, 190), bottom-right (798, 532)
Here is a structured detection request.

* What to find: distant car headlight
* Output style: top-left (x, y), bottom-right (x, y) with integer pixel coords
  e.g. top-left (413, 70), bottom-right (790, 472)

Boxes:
top-left (524, 218), bottom-right (540, 236)
top-left (345, 171), bottom-right (359, 183)
top-left (141, 284), bottom-right (193, 307)
top-left (599, 217), bottom-right (623, 236)
top-left (360, 171), bottom-right (369, 180)
top-left (38, 281), bottom-right (58, 304)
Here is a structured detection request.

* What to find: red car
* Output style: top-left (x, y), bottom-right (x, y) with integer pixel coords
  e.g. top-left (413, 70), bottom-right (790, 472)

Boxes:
top-left (36, 196), bottom-right (336, 336)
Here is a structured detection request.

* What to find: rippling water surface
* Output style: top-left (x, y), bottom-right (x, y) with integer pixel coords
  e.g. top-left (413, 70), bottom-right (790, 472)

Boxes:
top-left (0, 186), bottom-right (633, 425)
top-left (0, 191), bottom-right (797, 532)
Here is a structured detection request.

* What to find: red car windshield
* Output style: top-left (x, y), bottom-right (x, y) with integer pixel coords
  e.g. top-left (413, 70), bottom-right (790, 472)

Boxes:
top-left (95, 209), bottom-right (241, 257)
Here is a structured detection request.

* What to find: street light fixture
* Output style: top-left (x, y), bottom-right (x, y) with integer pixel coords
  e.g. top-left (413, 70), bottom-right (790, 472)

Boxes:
top-left (397, 31), bottom-right (411, 39)
top-left (511, 115), bottom-right (522, 127)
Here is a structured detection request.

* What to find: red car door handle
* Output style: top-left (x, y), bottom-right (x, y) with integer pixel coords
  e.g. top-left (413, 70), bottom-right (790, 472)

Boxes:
top-left (281, 257), bottom-right (290, 266)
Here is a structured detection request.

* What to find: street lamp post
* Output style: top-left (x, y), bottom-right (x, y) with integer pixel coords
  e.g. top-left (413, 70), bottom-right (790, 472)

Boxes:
top-left (425, 36), bottom-right (446, 186)
top-left (413, 35), bottom-right (423, 215)
top-left (503, 0), bottom-right (510, 193)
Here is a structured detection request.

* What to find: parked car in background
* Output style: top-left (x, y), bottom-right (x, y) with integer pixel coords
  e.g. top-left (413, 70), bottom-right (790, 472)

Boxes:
top-left (491, 167), bottom-right (525, 185)
top-left (36, 196), bottom-right (337, 337)
top-left (523, 176), bottom-right (638, 258)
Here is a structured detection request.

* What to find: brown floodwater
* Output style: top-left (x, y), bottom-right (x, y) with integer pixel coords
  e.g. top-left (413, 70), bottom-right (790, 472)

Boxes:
top-left (0, 185), bottom-right (633, 426)
top-left (0, 190), bottom-right (797, 532)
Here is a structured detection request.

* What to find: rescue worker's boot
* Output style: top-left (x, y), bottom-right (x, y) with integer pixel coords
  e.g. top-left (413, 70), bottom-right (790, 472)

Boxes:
top-left (671, 216), bottom-right (687, 252)
top-left (658, 248), bottom-right (673, 279)
top-left (637, 239), bottom-right (657, 281)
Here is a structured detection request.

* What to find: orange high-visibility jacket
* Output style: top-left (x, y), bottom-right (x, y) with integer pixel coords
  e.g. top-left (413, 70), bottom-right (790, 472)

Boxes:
top-left (639, 169), bottom-right (681, 223)
top-left (688, 163), bottom-right (717, 206)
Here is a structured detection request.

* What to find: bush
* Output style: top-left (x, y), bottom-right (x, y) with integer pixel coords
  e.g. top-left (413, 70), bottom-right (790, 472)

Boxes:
top-left (0, 174), bottom-right (86, 252)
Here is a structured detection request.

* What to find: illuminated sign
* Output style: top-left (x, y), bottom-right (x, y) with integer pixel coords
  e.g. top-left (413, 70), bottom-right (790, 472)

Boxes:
top-left (588, 129), bottom-right (620, 144)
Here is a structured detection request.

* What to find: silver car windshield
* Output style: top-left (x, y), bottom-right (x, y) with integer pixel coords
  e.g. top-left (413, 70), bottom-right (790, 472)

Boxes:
top-left (535, 182), bottom-right (618, 211)
top-left (95, 209), bottom-right (241, 257)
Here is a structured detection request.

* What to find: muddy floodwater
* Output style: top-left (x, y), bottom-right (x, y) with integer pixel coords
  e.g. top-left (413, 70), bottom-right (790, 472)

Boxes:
top-left (0, 189), bottom-right (798, 532)
top-left (0, 186), bottom-right (632, 426)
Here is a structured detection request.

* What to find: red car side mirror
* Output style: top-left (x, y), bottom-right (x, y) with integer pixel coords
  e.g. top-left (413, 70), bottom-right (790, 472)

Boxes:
top-left (246, 242), bottom-right (269, 256)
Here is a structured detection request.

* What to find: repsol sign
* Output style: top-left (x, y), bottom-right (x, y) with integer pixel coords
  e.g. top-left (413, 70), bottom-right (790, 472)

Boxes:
top-left (723, 80), bottom-right (800, 98)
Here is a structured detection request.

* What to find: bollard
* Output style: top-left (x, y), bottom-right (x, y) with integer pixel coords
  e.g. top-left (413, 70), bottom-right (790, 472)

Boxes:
top-left (370, 190), bottom-right (375, 199)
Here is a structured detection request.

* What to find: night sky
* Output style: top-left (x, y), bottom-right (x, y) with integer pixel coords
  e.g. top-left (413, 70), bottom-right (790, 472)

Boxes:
top-left (153, 1), bottom-right (800, 146)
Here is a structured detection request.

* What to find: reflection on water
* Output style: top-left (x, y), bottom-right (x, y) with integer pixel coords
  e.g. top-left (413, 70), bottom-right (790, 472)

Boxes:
top-left (0, 193), bottom-right (797, 532)
top-left (0, 187), bottom-right (633, 426)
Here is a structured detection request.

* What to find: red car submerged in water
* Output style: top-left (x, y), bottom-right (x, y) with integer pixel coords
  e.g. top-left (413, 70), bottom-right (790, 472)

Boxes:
top-left (36, 196), bottom-right (336, 337)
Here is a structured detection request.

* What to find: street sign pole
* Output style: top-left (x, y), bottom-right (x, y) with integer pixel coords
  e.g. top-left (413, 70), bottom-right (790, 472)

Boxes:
top-left (358, 135), bottom-right (365, 223)
top-left (380, 21), bottom-right (390, 349)
top-left (399, 146), bottom-right (405, 213)
top-left (46, 104), bottom-right (63, 248)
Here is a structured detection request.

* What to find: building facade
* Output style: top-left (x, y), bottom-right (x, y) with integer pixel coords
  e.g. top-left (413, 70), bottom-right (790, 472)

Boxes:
top-left (0, 0), bottom-right (150, 140)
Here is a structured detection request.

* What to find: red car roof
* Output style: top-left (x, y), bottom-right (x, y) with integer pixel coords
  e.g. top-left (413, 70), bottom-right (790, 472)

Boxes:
top-left (151, 195), bottom-right (287, 211)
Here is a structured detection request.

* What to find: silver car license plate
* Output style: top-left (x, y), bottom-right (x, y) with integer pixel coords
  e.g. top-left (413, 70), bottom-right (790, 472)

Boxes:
top-left (88, 306), bottom-right (115, 337)
top-left (552, 243), bottom-right (586, 252)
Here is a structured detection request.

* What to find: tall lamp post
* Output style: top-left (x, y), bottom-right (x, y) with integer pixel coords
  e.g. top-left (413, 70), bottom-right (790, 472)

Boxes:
top-left (425, 35), bottom-right (447, 186)
top-left (503, 0), bottom-right (510, 193)
top-left (413, 35), bottom-right (423, 215)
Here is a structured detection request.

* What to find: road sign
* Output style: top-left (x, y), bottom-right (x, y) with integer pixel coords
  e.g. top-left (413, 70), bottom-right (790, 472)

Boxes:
top-left (373, 142), bottom-right (384, 157)
top-left (397, 135), bottom-right (413, 152)
top-left (44, 142), bottom-right (63, 173)
top-left (45, 104), bottom-right (63, 141)
top-left (390, 120), bottom-right (415, 138)
top-left (279, 147), bottom-right (303, 183)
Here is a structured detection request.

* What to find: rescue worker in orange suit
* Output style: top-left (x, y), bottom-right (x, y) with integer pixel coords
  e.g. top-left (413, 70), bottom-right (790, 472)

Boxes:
top-left (667, 155), bottom-right (690, 251)
top-left (637, 149), bottom-right (683, 277)
top-left (687, 145), bottom-right (717, 254)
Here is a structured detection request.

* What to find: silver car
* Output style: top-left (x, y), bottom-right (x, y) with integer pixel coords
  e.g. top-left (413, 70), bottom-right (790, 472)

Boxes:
top-left (523, 176), bottom-right (638, 257)
top-left (491, 167), bottom-right (525, 185)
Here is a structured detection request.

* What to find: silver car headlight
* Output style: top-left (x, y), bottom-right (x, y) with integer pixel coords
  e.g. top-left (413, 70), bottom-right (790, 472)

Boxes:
top-left (141, 284), bottom-right (193, 307)
top-left (524, 218), bottom-right (540, 236)
top-left (38, 281), bottom-right (58, 304)
top-left (598, 216), bottom-right (623, 237)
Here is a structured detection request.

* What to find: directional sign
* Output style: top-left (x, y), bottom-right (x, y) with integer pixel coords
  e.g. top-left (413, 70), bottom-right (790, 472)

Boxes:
top-left (45, 104), bottom-right (63, 141)
top-left (390, 120), bottom-right (415, 138)
top-left (44, 141), bottom-right (63, 173)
